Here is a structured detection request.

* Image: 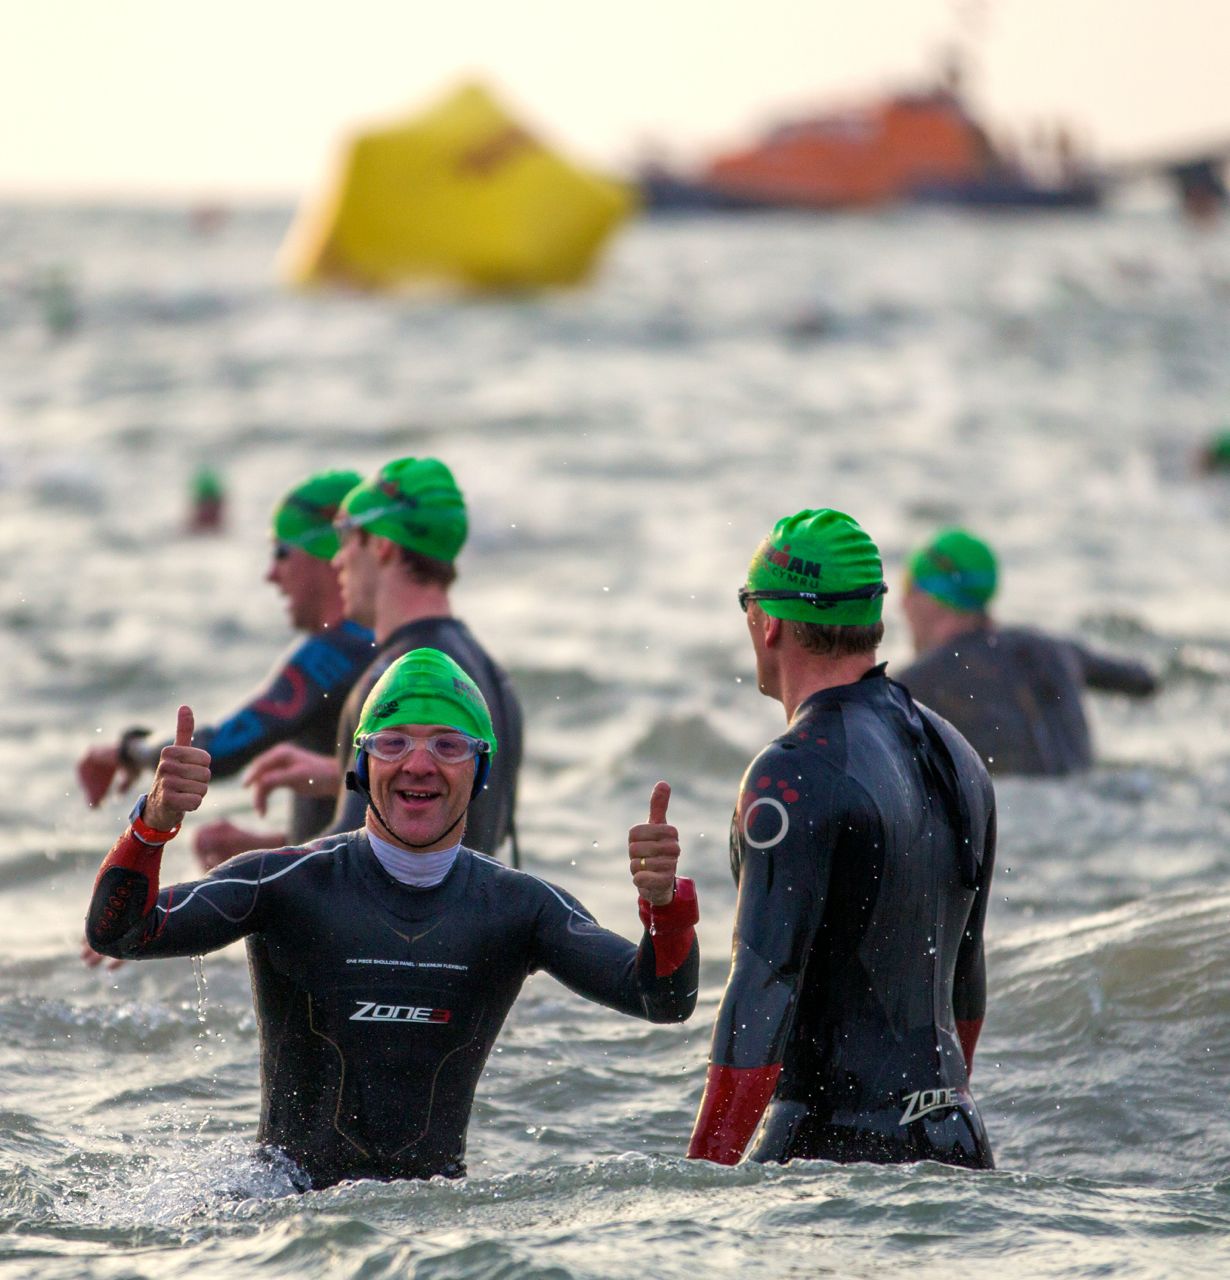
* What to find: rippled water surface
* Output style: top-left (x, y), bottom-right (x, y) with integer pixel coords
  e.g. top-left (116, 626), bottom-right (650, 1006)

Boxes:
top-left (2, 202), bottom-right (1229, 1278)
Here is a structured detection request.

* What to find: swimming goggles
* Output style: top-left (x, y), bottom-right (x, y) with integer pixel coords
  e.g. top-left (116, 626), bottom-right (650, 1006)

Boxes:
top-left (738, 583), bottom-right (888, 613)
top-left (358, 730), bottom-right (490, 766)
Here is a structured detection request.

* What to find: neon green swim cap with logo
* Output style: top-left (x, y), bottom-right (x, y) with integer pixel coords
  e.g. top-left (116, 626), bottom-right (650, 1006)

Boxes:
top-left (907, 527), bottom-right (998, 613)
top-left (340, 457), bottom-right (467, 562)
top-left (356, 648), bottom-right (497, 755)
top-left (746, 509), bottom-right (886, 625)
top-left (272, 469), bottom-right (363, 560)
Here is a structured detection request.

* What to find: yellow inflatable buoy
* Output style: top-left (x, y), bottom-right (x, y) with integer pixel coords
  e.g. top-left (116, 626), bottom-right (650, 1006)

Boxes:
top-left (279, 83), bottom-right (634, 292)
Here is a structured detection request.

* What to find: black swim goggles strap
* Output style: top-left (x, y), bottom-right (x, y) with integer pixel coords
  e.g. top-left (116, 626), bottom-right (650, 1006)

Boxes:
top-left (737, 582), bottom-right (888, 613)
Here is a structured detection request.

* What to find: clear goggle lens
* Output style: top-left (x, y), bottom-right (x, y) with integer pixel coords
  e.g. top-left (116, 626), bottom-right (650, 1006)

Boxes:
top-left (359, 730), bottom-right (488, 766)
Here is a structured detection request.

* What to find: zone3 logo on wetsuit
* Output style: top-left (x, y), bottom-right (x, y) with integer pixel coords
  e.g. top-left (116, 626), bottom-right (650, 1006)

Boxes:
top-left (899, 1087), bottom-right (959, 1126)
top-left (349, 1002), bottom-right (451, 1024)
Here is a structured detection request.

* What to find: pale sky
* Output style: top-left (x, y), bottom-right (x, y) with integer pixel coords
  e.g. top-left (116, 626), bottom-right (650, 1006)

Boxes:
top-left (2, 0), bottom-right (1227, 197)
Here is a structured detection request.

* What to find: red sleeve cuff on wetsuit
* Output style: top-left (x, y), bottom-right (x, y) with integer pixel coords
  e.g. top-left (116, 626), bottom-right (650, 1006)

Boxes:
top-left (93, 828), bottom-right (165, 916)
top-left (687, 1061), bottom-right (782, 1165)
top-left (957, 1018), bottom-right (982, 1075)
top-left (638, 876), bottom-right (699, 977)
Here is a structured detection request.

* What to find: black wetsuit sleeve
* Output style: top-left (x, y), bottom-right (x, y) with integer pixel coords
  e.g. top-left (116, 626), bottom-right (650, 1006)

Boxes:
top-left (84, 830), bottom-right (292, 959)
top-left (1071, 642), bottom-right (1158, 697)
top-left (131, 629), bottom-right (371, 778)
top-left (711, 754), bottom-right (835, 1069)
top-left (527, 878), bottom-right (698, 1024)
top-left (952, 805), bottom-right (996, 1066)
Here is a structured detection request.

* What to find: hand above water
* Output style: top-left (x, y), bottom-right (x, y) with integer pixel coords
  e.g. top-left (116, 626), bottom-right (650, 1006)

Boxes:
top-left (77, 743), bottom-right (137, 807)
top-left (242, 744), bottom-right (340, 817)
top-left (143, 706), bottom-right (211, 831)
top-left (193, 819), bottom-right (286, 872)
top-left (627, 781), bottom-right (680, 907)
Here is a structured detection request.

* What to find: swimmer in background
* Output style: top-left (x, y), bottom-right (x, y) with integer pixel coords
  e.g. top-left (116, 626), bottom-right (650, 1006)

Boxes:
top-left (78, 469), bottom-right (373, 877)
top-left (83, 650), bottom-right (698, 1189)
top-left (895, 528), bottom-right (1157, 777)
top-left (239, 457), bottom-right (524, 862)
top-left (1197, 429), bottom-right (1230, 473)
top-left (688, 510), bottom-right (995, 1170)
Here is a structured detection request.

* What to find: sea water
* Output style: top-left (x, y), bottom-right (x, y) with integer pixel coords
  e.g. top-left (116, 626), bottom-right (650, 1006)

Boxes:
top-left (1, 201), bottom-right (1228, 1278)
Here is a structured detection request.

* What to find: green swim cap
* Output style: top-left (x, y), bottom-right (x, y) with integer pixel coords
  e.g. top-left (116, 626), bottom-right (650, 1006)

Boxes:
top-left (907, 528), bottom-right (998, 612)
top-left (340, 458), bottom-right (467, 562)
top-left (356, 648), bottom-right (497, 755)
top-left (192, 466), bottom-right (225, 502)
top-left (746, 509), bottom-right (886, 625)
top-left (273, 469), bottom-right (363, 560)
top-left (1204, 430), bottom-right (1230, 470)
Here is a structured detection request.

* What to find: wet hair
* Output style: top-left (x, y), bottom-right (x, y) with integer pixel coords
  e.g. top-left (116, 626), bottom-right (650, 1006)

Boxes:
top-left (789, 619), bottom-right (883, 658)
top-left (398, 544), bottom-right (457, 588)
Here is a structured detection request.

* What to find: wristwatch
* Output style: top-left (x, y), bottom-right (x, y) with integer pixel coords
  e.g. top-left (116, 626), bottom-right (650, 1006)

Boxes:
top-left (128, 793), bottom-right (181, 846)
top-left (117, 726), bottom-right (152, 770)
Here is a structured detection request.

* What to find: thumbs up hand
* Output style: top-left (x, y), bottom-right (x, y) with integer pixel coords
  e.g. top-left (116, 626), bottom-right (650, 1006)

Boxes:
top-left (628, 781), bottom-right (680, 907)
top-left (143, 705), bottom-right (212, 832)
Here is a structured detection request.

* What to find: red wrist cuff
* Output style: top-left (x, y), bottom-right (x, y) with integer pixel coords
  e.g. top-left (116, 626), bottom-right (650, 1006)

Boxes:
top-left (957, 1018), bottom-right (982, 1074)
top-left (687, 1062), bottom-right (782, 1165)
top-left (638, 877), bottom-right (698, 976)
top-left (131, 814), bottom-right (181, 846)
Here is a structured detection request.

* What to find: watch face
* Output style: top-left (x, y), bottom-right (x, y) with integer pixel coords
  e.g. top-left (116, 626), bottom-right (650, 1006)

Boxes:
top-left (128, 794), bottom-right (149, 824)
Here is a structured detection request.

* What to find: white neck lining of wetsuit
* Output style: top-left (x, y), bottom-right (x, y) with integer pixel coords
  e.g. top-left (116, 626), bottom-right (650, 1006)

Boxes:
top-left (366, 830), bottom-right (461, 887)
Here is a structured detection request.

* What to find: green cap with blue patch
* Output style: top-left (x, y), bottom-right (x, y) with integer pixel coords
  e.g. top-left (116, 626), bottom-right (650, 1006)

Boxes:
top-left (907, 527), bottom-right (998, 613)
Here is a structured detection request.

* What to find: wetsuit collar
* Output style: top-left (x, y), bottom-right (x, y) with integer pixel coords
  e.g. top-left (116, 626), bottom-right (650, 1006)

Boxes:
top-left (367, 830), bottom-right (461, 887)
top-left (791, 663), bottom-right (889, 718)
top-left (377, 616), bottom-right (462, 656)
top-left (349, 831), bottom-right (475, 921)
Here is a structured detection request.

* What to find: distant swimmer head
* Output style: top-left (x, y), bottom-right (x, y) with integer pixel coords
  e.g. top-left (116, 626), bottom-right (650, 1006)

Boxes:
top-left (906, 528), bottom-right (998, 614)
top-left (335, 457), bottom-right (467, 565)
top-left (272, 469), bottom-right (364, 560)
top-left (351, 648), bottom-right (496, 809)
top-left (1198, 429), bottom-right (1230, 473)
top-left (742, 509), bottom-right (887, 627)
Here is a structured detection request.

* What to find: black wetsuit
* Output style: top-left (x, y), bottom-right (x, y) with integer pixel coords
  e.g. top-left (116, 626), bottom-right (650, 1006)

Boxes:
top-left (896, 625), bottom-right (1157, 777)
top-left (323, 617), bottom-right (523, 856)
top-left (690, 666), bottom-right (995, 1170)
top-left (85, 829), bottom-right (699, 1188)
top-left (130, 620), bottom-right (374, 842)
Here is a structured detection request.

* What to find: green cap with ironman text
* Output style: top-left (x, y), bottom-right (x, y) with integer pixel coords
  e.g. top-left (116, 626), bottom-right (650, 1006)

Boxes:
top-left (907, 528), bottom-right (998, 613)
top-left (340, 457), bottom-right (467, 562)
top-left (746, 509), bottom-right (886, 625)
top-left (356, 648), bottom-right (497, 756)
top-left (272, 469), bottom-right (363, 560)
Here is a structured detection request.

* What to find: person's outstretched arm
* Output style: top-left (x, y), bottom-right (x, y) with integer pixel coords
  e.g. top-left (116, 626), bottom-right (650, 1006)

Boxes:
top-left (77, 623), bottom-right (370, 805)
top-left (529, 782), bottom-right (699, 1024)
top-left (84, 706), bottom-right (294, 960)
top-left (1072, 642), bottom-right (1158, 697)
